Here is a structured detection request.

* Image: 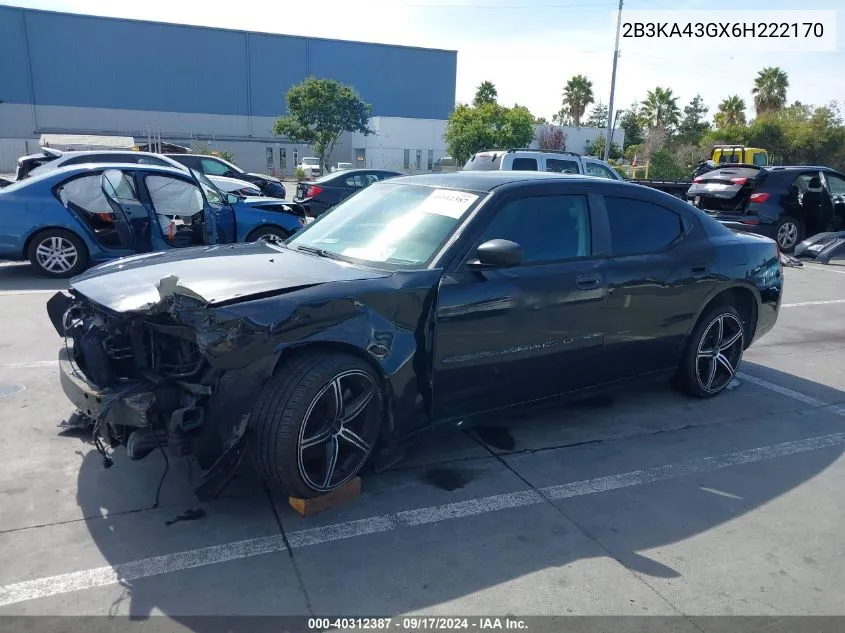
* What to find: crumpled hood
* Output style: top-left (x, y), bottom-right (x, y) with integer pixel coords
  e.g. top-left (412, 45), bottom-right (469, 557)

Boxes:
top-left (69, 242), bottom-right (390, 313)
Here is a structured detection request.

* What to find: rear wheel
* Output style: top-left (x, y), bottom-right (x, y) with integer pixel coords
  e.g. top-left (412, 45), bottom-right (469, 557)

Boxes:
top-left (775, 216), bottom-right (803, 252)
top-left (674, 304), bottom-right (745, 398)
top-left (246, 226), bottom-right (289, 243)
top-left (249, 353), bottom-right (383, 498)
top-left (27, 229), bottom-right (89, 278)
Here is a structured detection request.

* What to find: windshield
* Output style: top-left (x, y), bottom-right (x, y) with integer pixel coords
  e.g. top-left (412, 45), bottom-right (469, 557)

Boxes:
top-left (463, 152), bottom-right (504, 171)
top-left (302, 158), bottom-right (320, 166)
top-left (287, 183), bottom-right (482, 267)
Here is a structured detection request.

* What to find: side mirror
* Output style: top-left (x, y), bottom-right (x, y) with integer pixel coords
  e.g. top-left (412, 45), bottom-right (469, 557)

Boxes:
top-left (226, 193), bottom-right (240, 205)
top-left (469, 239), bottom-right (523, 268)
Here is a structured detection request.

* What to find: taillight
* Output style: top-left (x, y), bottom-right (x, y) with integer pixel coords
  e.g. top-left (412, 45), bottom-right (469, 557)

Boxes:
top-left (731, 177), bottom-right (748, 185)
top-left (693, 177), bottom-right (702, 183)
top-left (749, 192), bottom-right (769, 203)
top-left (741, 219), bottom-right (760, 225)
top-left (305, 185), bottom-right (323, 198)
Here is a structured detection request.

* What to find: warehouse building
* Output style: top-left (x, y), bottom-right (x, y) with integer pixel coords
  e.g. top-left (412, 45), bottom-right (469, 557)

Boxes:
top-left (0, 7), bottom-right (457, 174)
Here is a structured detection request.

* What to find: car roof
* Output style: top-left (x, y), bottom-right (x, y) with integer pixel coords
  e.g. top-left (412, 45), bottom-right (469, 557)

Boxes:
top-left (385, 171), bottom-right (602, 191)
top-left (41, 163), bottom-right (194, 179)
top-left (764, 166), bottom-right (840, 172)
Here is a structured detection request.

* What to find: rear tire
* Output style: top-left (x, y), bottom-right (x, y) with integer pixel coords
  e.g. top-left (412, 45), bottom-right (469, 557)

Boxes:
top-left (674, 304), bottom-right (745, 398)
top-left (27, 229), bottom-right (89, 278)
top-left (775, 216), bottom-right (803, 253)
top-left (249, 353), bottom-right (383, 498)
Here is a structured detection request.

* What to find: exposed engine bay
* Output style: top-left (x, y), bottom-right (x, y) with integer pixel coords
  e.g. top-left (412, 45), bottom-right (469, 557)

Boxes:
top-left (47, 280), bottom-right (278, 501)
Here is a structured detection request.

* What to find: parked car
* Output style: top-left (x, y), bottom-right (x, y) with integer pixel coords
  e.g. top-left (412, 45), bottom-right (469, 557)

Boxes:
top-left (47, 171), bottom-right (780, 500)
top-left (687, 165), bottom-right (845, 252)
top-left (333, 162), bottom-right (353, 172)
top-left (0, 176), bottom-right (13, 188)
top-left (463, 149), bottom-right (624, 181)
top-left (16, 148), bottom-right (262, 199)
top-left (164, 153), bottom-right (286, 199)
top-left (294, 168), bottom-right (402, 217)
top-left (0, 164), bottom-right (306, 277)
top-left (298, 157), bottom-right (322, 179)
top-left (432, 156), bottom-right (460, 173)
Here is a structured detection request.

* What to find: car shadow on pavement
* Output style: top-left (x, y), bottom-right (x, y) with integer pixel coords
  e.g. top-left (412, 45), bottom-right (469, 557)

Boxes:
top-left (72, 362), bottom-right (845, 622)
top-left (0, 261), bottom-right (68, 292)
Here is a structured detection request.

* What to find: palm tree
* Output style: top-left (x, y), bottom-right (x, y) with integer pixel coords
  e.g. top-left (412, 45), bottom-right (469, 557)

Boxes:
top-left (473, 81), bottom-right (498, 106)
top-left (639, 86), bottom-right (681, 130)
top-left (715, 96), bottom-right (746, 128)
top-left (752, 67), bottom-right (789, 116)
top-left (562, 75), bottom-right (594, 127)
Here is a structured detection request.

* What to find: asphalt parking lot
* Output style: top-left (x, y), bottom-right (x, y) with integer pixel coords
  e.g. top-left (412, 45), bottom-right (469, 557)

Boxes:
top-left (1, 259), bottom-right (845, 628)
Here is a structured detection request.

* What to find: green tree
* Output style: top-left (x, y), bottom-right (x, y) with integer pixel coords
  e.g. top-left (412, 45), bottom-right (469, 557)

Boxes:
top-left (677, 95), bottom-right (710, 144)
top-left (561, 74), bottom-right (594, 127)
top-left (473, 81), bottom-right (498, 106)
top-left (649, 149), bottom-right (687, 180)
top-left (714, 96), bottom-right (746, 128)
top-left (445, 102), bottom-right (535, 163)
top-left (585, 102), bottom-right (609, 128)
top-left (639, 87), bottom-right (681, 130)
top-left (273, 77), bottom-right (373, 171)
top-left (619, 102), bottom-right (644, 146)
top-left (752, 66), bottom-right (789, 116)
top-left (584, 135), bottom-right (621, 159)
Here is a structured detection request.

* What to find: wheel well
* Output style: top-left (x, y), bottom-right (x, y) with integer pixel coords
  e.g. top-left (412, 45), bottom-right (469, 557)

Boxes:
top-left (22, 226), bottom-right (88, 259)
top-left (701, 286), bottom-right (758, 347)
top-left (245, 224), bottom-right (291, 242)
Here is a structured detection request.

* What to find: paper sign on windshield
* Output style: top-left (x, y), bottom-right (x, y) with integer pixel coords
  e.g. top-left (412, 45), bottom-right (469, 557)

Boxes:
top-left (416, 189), bottom-right (479, 219)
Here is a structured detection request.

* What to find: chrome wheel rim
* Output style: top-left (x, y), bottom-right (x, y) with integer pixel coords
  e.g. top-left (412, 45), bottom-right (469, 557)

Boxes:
top-left (696, 313), bottom-right (744, 394)
top-left (777, 222), bottom-right (798, 249)
top-left (297, 369), bottom-right (379, 492)
top-left (35, 236), bottom-right (78, 273)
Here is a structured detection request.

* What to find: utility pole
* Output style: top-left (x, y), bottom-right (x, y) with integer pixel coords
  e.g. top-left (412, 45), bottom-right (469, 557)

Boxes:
top-left (603, 0), bottom-right (623, 161)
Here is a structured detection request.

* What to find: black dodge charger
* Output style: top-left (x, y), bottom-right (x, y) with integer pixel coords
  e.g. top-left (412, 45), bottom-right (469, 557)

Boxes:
top-left (48, 172), bottom-right (782, 499)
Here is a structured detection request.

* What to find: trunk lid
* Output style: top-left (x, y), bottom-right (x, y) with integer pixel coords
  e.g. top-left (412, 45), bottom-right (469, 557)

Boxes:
top-left (688, 166), bottom-right (766, 215)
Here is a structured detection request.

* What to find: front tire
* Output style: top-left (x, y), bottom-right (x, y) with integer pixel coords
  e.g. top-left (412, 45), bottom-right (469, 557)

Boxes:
top-left (27, 229), bottom-right (89, 278)
top-left (249, 353), bottom-right (383, 498)
top-left (675, 304), bottom-right (745, 398)
top-left (246, 226), bottom-right (289, 243)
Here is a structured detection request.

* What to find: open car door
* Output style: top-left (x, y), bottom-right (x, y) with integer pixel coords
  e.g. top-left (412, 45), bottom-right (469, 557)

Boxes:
top-left (100, 169), bottom-right (148, 252)
top-left (189, 168), bottom-right (237, 244)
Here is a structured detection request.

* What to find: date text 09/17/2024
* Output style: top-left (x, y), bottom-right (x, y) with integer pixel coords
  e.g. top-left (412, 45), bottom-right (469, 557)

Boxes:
top-left (307, 617), bottom-right (529, 630)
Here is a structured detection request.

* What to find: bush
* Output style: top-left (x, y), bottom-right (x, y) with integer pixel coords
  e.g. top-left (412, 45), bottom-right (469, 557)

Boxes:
top-left (295, 167), bottom-right (306, 181)
top-left (649, 149), bottom-right (687, 180)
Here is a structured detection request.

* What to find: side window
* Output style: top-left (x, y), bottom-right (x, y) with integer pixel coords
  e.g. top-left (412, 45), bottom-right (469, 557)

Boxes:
top-left (476, 195), bottom-right (591, 264)
top-left (546, 159), bottom-right (580, 174)
top-left (825, 174), bottom-right (845, 195)
top-left (137, 156), bottom-right (170, 166)
top-left (200, 158), bottom-right (230, 176)
top-left (57, 175), bottom-right (112, 214)
top-left (585, 162), bottom-right (617, 180)
top-left (605, 197), bottom-right (683, 256)
top-left (62, 156), bottom-right (95, 167)
top-left (146, 175), bottom-right (203, 218)
top-left (344, 174), bottom-right (366, 188)
top-left (511, 157), bottom-right (538, 171)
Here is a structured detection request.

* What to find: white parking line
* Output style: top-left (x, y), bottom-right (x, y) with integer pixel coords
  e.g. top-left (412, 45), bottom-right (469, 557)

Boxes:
top-left (1, 431), bottom-right (844, 607)
top-left (1, 360), bottom-right (59, 369)
top-left (0, 289), bottom-right (62, 296)
top-left (737, 372), bottom-right (845, 417)
top-left (782, 299), bottom-right (845, 308)
top-left (802, 264), bottom-right (845, 275)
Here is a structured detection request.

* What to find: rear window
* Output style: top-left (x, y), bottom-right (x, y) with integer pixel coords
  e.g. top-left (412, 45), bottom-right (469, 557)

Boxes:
top-left (695, 166), bottom-right (766, 183)
top-left (463, 152), bottom-right (505, 171)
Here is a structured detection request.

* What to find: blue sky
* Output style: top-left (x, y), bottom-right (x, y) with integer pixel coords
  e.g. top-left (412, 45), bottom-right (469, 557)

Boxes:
top-left (5, 0), bottom-right (843, 123)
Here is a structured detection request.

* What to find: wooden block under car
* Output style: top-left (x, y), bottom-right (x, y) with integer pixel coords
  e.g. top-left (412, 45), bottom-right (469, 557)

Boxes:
top-left (289, 476), bottom-right (361, 516)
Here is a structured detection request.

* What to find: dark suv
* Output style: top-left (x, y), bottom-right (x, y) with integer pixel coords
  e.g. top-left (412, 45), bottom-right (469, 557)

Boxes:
top-left (165, 154), bottom-right (286, 199)
top-left (688, 165), bottom-right (845, 252)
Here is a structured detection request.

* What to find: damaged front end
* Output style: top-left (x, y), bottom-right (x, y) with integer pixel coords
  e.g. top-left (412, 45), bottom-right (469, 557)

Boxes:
top-left (47, 276), bottom-right (277, 501)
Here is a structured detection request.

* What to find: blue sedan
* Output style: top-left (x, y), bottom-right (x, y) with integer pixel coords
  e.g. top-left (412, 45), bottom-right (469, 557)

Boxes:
top-left (0, 163), bottom-right (306, 277)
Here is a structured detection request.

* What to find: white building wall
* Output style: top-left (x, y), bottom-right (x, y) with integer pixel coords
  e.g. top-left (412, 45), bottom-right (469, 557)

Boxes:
top-left (347, 117), bottom-right (448, 173)
top-left (530, 124), bottom-right (625, 154)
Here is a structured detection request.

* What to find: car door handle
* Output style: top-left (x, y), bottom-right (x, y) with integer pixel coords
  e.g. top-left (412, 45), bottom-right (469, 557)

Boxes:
top-left (576, 273), bottom-right (601, 290)
top-left (692, 264), bottom-right (709, 277)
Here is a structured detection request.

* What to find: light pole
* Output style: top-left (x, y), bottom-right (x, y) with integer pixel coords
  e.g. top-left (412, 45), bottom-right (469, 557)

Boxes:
top-left (609, 109), bottom-right (623, 157)
top-left (603, 0), bottom-right (623, 161)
